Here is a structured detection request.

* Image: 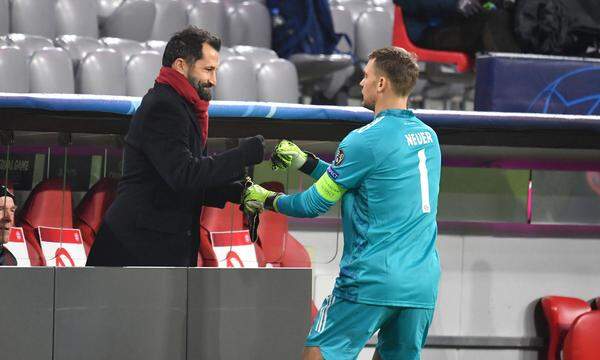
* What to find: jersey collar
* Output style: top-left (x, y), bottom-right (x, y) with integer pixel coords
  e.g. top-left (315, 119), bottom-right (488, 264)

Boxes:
top-left (375, 109), bottom-right (414, 119)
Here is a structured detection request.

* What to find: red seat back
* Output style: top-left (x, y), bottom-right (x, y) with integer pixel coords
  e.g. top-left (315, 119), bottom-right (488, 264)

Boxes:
top-left (199, 203), bottom-right (265, 267)
top-left (392, 6), bottom-right (473, 73)
top-left (73, 177), bottom-right (118, 255)
top-left (15, 178), bottom-right (74, 266)
top-left (563, 311), bottom-right (600, 360)
top-left (541, 296), bottom-right (592, 360)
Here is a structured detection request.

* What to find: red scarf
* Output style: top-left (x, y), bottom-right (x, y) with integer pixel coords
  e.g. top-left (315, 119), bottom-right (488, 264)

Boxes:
top-left (155, 66), bottom-right (209, 145)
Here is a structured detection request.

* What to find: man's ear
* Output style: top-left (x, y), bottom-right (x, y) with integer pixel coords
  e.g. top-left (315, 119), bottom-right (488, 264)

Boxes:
top-left (172, 58), bottom-right (187, 73)
top-left (377, 76), bottom-right (386, 93)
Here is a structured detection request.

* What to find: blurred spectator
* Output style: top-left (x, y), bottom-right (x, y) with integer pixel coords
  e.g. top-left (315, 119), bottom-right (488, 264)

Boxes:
top-left (0, 186), bottom-right (16, 266)
top-left (395, 0), bottom-right (521, 54)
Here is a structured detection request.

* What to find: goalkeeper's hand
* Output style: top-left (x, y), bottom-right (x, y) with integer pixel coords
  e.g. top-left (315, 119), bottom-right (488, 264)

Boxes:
top-left (271, 140), bottom-right (308, 171)
top-left (242, 184), bottom-right (281, 214)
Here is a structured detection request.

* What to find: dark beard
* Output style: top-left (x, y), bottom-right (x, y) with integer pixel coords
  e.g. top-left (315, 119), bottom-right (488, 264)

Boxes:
top-left (362, 99), bottom-right (375, 111)
top-left (197, 83), bottom-right (212, 101)
top-left (187, 75), bottom-right (212, 101)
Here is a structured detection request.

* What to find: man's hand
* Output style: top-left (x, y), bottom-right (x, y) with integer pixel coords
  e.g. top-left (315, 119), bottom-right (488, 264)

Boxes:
top-left (242, 184), bottom-right (280, 214)
top-left (271, 140), bottom-right (308, 171)
top-left (457, 0), bottom-right (483, 17)
top-left (238, 135), bottom-right (266, 166)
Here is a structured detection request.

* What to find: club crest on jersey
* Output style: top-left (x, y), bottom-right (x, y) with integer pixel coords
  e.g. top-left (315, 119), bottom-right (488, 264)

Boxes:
top-left (334, 149), bottom-right (345, 166)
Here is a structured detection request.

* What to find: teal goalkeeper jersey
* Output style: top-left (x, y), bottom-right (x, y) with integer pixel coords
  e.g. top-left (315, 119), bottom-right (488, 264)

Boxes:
top-left (328, 109), bottom-right (441, 308)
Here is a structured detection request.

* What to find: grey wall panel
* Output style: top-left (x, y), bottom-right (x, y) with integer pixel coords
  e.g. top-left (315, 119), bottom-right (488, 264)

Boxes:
top-left (460, 236), bottom-right (600, 337)
top-left (0, 267), bottom-right (54, 360)
top-left (53, 267), bottom-right (187, 360)
top-left (188, 268), bottom-right (311, 360)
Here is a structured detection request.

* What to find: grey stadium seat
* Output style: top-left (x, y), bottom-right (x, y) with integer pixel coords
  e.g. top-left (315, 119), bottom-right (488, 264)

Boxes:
top-left (0, 0), bottom-right (8, 35)
top-left (29, 47), bottom-right (75, 93)
top-left (355, 8), bottom-right (393, 63)
top-left (10, 0), bottom-right (56, 38)
top-left (227, 1), bottom-right (271, 48)
top-left (232, 45), bottom-right (277, 70)
top-left (257, 59), bottom-right (299, 103)
top-left (151, 0), bottom-right (188, 41)
top-left (99, 0), bottom-right (156, 42)
top-left (0, 46), bottom-right (29, 92)
top-left (330, 5), bottom-right (355, 53)
top-left (143, 40), bottom-right (167, 57)
top-left (187, 1), bottom-right (227, 45)
top-left (5, 33), bottom-right (54, 58)
top-left (77, 48), bottom-right (126, 95)
top-left (214, 56), bottom-right (257, 101)
top-left (54, 35), bottom-right (105, 66)
top-left (331, 0), bottom-right (370, 22)
top-left (219, 46), bottom-right (237, 61)
top-left (126, 50), bottom-right (162, 96)
top-left (55, 0), bottom-right (99, 38)
top-left (101, 37), bottom-right (146, 64)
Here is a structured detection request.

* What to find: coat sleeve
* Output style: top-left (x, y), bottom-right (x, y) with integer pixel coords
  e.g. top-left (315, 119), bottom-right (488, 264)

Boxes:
top-left (140, 97), bottom-right (246, 195)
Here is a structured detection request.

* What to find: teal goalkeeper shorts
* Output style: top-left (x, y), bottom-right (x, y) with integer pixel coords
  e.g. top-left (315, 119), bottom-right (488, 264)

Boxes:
top-left (306, 295), bottom-right (434, 360)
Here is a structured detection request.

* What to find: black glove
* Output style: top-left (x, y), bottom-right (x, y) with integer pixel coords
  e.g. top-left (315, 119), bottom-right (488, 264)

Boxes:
top-left (238, 135), bottom-right (265, 166)
top-left (221, 181), bottom-right (245, 204)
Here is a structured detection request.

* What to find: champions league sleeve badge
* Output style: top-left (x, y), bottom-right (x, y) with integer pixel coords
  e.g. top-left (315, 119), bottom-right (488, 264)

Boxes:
top-left (333, 148), bottom-right (345, 166)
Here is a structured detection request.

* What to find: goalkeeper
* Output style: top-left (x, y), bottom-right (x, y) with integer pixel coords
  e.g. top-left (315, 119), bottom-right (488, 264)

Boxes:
top-left (244, 47), bottom-right (441, 360)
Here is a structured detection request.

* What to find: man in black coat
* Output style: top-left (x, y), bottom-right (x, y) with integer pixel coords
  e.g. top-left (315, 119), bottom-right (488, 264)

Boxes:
top-left (86, 27), bottom-right (265, 267)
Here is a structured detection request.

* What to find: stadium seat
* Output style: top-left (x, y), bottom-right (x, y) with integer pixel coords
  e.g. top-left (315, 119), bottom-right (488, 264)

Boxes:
top-left (5, 33), bottom-right (54, 58)
top-left (187, 0), bottom-right (227, 44)
top-left (392, 6), bottom-right (473, 73)
top-left (330, 4), bottom-right (355, 53)
top-left (55, 0), bottom-right (99, 38)
top-left (257, 59), bottom-right (300, 103)
top-left (74, 177), bottom-right (118, 255)
top-left (227, 1), bottom-right (271, 48)
top-left (0, 0), bottom-right (8, 35)
top-left (151, 0), bottom-right (188, 41)
top-left (219, 46), bottom-right (237, 61)
top-left (15, 178), bottom-right (75, 266)
top-left (562, 311), bottom-right (600, 360)
top-left (355, 8), bottom-right (393, 63)
top-left (214, 56), bottom-right (258, 101)
top-left (541, 296), bottom-right (592, 360)
top-left (232, 45), bottom-right (277, 70)
top-left (199, 202), bottom-right (266, 267)
top-left (0, 45), bottom-right (29, 93)
top-left (332, 0), bottom-right (370, 22)
top-left (10, 0), bottom-right (56, 38)
top-left (99, 0), bottom-right (156, 42)
top-left (54, 35), bottom-right (105, 66)
top-left (101, 37), bottom-right (146, 64)
top-left (29, 47), bottom-right (75, 93)
top-left (126, 50), bottom-right (162, 96)
top-left (76, 48), bottom-right (126, 95)
top-left (143, 40), bottom-right (167, 56)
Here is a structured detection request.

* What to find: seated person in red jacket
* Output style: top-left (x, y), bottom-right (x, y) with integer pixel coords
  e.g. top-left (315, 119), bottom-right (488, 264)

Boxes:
top-left (0, 186), bottom-right (16, 266)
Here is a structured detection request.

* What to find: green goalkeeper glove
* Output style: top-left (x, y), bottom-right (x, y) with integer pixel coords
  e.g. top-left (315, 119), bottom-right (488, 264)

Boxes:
top-left (242, 184), bottom-right (282, 214)
top-left (271, 140), bottom-right (308, 171)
